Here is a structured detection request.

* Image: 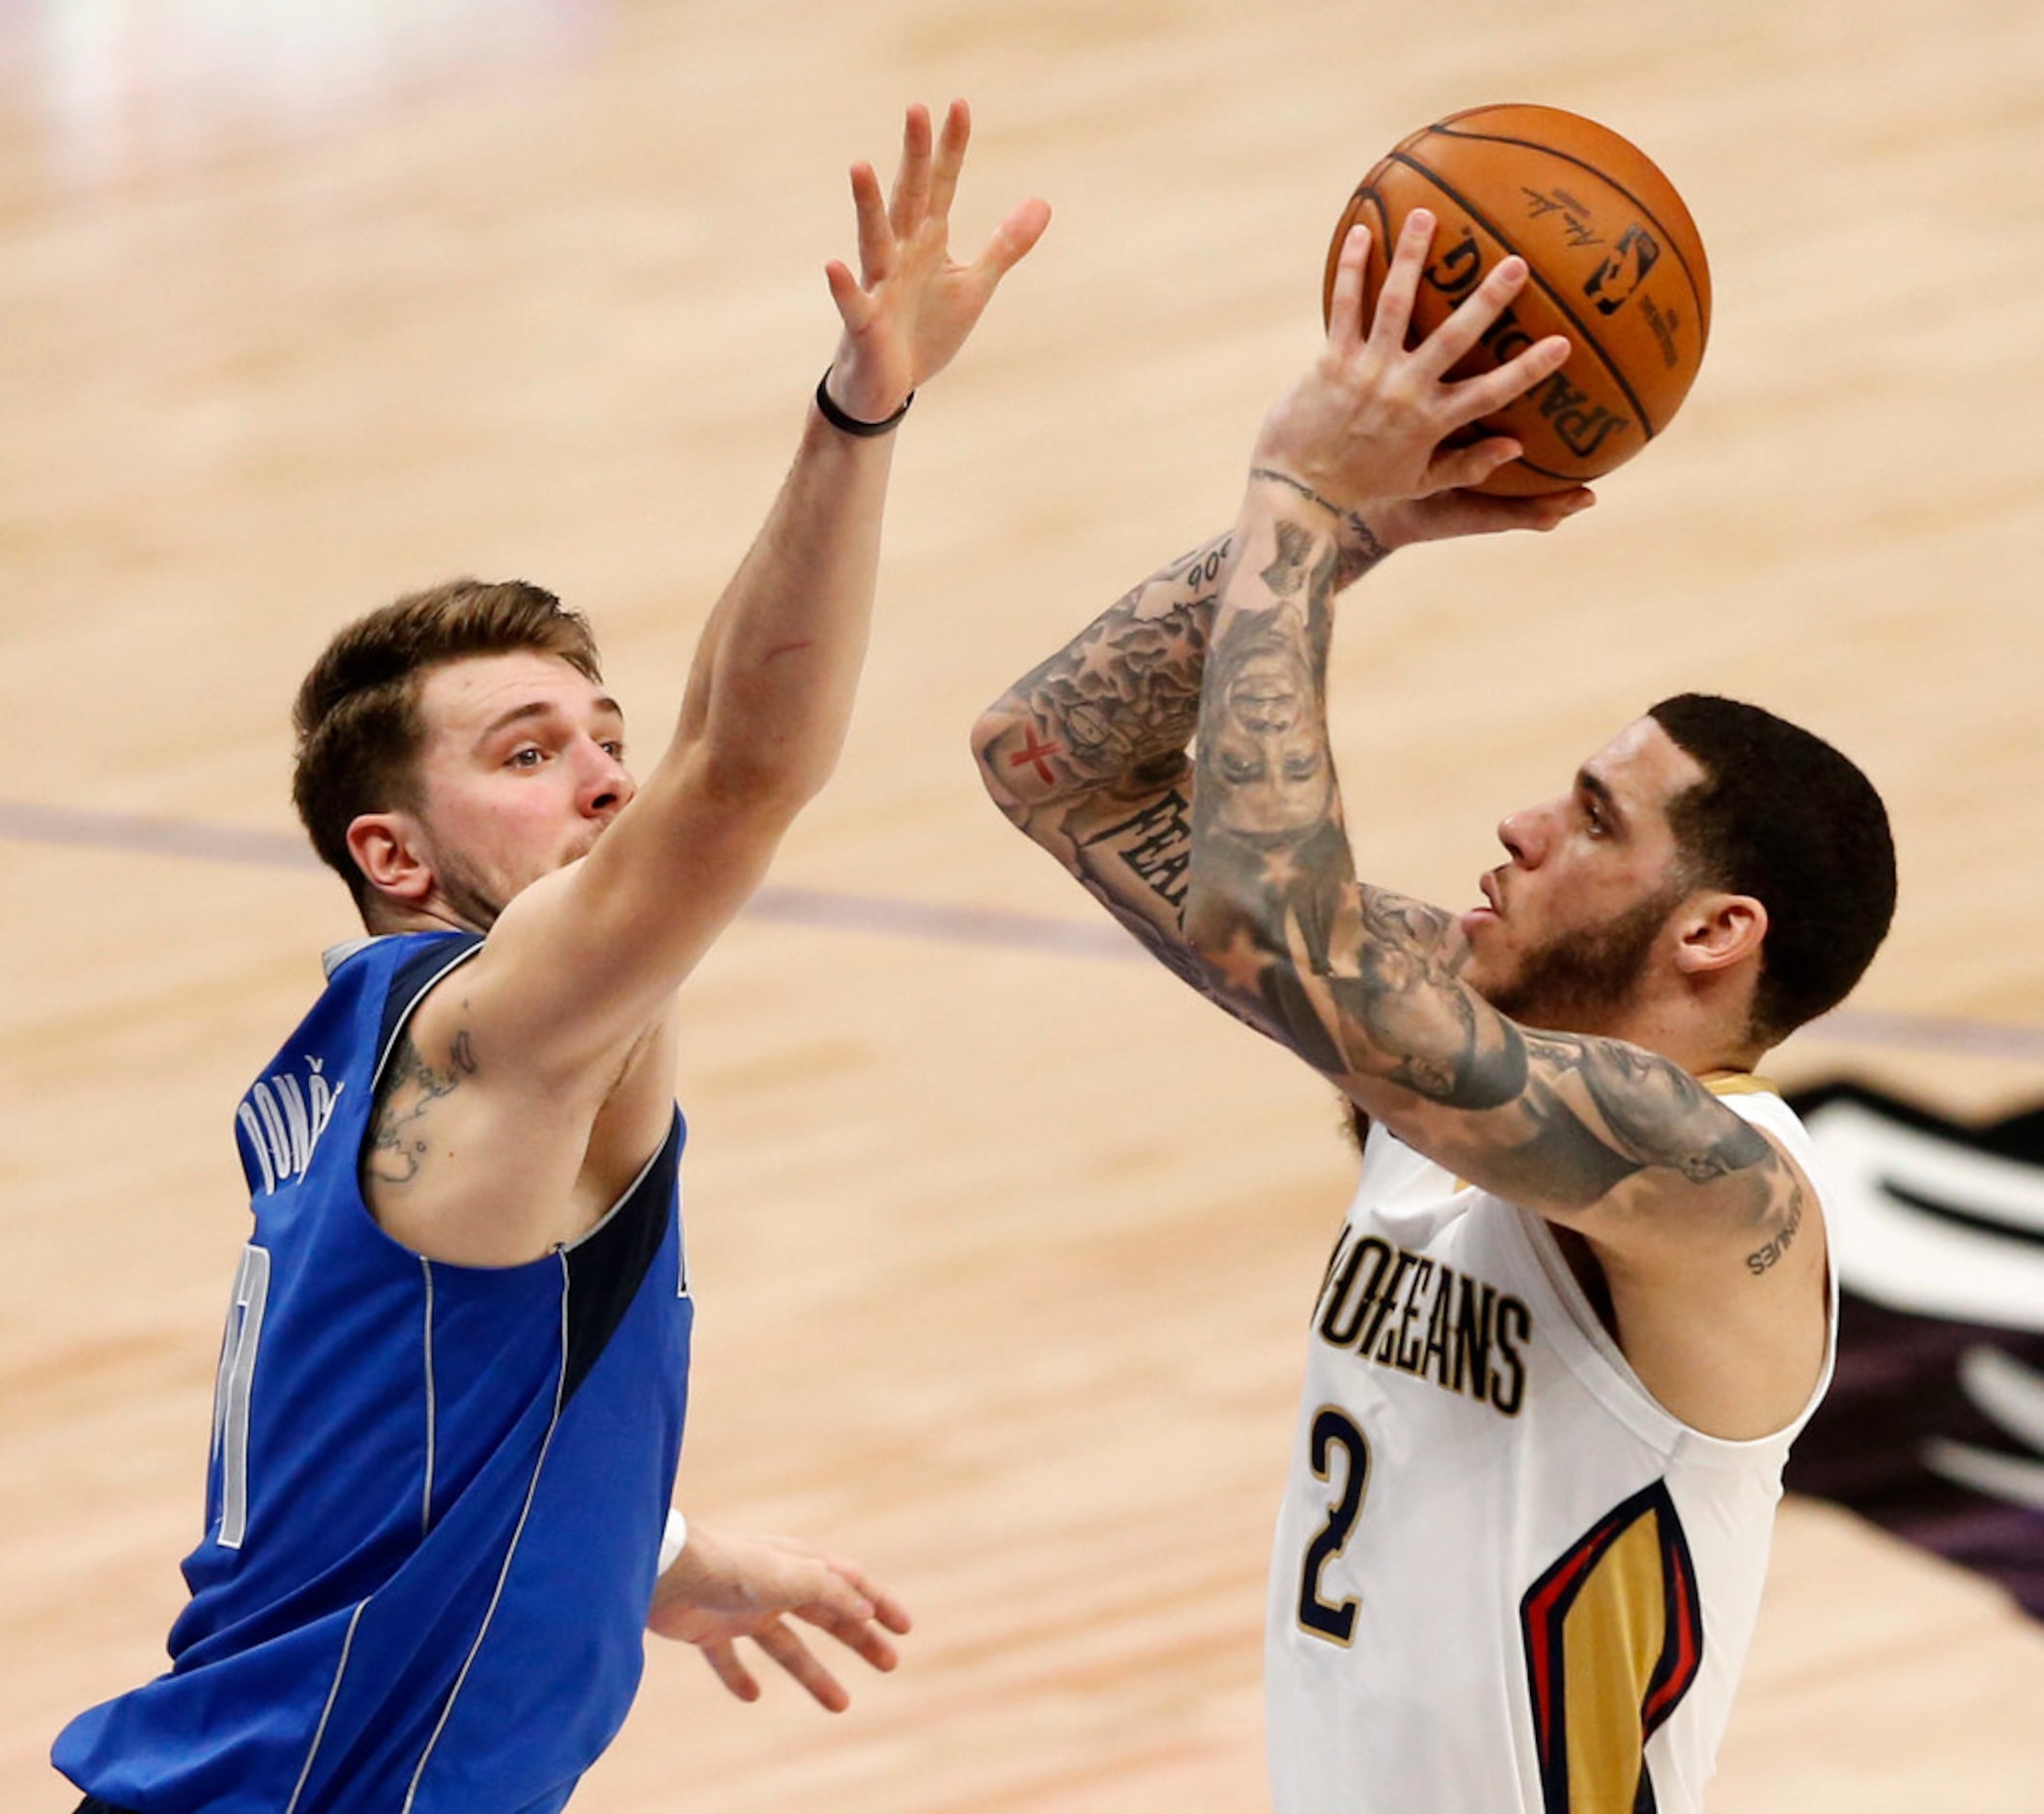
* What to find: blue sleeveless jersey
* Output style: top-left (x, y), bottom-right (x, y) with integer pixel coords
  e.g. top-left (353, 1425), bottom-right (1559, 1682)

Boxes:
top-left (55, 931), bottom-right (694, 1812)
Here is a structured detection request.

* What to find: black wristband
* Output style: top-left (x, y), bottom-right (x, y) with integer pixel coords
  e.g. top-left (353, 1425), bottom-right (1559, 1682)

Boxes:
top-left (814, 368), bottom-right (913, 438)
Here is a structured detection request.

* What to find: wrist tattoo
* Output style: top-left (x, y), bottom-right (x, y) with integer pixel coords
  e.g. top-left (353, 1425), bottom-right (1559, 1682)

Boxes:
top-left (1249, 468), bottom-right (1390, 569)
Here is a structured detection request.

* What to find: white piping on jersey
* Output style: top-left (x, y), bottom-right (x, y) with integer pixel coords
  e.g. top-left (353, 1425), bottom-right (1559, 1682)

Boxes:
top-left (366, 942), bottom-right (487, 1100)
top-left (283, 1599), bottom-right (369, 1814)
top-left (562, 1111), bottom-right (678, 1256)
top-left (361, 938), bottom-right (677, 1269)
top-left (419, 1256), bottom-right (438, 1536)
top-left (277, 938), bottom-right (672, 1801)
top-left (402, 1249), bottom-right (574, 1813)
top-left (321, 936), bottom-right (379, 978)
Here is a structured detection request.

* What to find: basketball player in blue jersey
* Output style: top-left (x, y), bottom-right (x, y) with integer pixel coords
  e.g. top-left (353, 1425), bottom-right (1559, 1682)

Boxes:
top-left (976, 213), bottom-right (1895, 1811)
top-left (55, 101), bottom-right (1048, 1814)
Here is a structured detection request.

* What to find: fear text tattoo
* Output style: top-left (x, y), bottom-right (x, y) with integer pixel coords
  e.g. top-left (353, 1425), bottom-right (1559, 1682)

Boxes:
top-left (365, 1028), bottom-right (477, 1186)
top-left (1082, 787), bottom-right (1192, 912)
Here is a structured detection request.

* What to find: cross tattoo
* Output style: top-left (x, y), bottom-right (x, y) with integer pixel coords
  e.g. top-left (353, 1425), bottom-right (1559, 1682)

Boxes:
top-left (1008, 725), bottom-right (1064, 784)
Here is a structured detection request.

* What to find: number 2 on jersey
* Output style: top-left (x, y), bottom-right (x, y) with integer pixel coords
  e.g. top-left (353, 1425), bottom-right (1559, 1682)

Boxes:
top-left (1297, 1404), bottom-right (1371, 1645)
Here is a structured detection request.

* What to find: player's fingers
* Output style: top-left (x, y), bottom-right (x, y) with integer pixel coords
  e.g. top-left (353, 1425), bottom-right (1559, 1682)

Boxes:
top-left (1440, 485), bottom-right (1597, 536)
top-left (1323, 223), bottom-right (1372, 345)
top-left (925, 97), bottom-right (970, 224)
top-left (887, 102), bottom-right (934, 239)
top-left (822, 1608), bottom-right (903, 1673)
top-left (847, 160), bottom-right (891, 285)
top-left (1443, 333), bottom-right (1572, 429)
top-left (757, 1619), bottom-right (853, 1713)
top-left (1365, 209), bottom-right (1435, 351)
top-left (1411, 255), bottom-right (1528, 379)
top-left (972, 195), bottom-right (1052, 285)
top-left (698, 1639), bottom-right (763, 1704)
top-left (1424, 433), bottom-right (1524, 494)
top-left (1527, 487), bottom-right (1598, 529)
top-left (870, 1584), bottom-right (914, 1636)
top-left (790, 1593), bottom-right (903, 1673)
top-left (815, 1555), bottom-right (915, 1635)
top-left (824, 259), bottom-right (873, 333)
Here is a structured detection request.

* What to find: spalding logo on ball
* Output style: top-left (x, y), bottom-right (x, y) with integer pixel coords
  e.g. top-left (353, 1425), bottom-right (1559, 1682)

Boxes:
top-left (1324, 103), bottom-right (1711, 496)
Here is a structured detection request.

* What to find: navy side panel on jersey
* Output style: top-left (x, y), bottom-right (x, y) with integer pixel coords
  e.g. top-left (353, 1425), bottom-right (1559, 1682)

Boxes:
top-left (54, 931), bottom-right (694, 1813)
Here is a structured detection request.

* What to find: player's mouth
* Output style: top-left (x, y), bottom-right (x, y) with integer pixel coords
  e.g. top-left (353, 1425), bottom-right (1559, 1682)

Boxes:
top-left (1461, 871), bottom-right (1504, 935)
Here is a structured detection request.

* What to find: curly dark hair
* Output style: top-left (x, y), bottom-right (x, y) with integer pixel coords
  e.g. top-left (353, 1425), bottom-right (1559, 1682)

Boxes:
top-left (1648, 693), bottom-right (1896, 1045)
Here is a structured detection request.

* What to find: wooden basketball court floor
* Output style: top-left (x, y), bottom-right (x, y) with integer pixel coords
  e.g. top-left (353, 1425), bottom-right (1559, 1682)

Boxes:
top-left (4, 1), bottom-right (2041, 1805)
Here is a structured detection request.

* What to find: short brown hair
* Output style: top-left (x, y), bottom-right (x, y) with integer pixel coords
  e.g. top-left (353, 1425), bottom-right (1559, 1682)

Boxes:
top-left (292, 579), bottom-right (602, 914)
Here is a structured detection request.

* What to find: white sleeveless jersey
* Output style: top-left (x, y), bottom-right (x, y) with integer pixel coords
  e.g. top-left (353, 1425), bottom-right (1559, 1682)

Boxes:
top-left (1264, 1086), bottom-right (1835, 1814)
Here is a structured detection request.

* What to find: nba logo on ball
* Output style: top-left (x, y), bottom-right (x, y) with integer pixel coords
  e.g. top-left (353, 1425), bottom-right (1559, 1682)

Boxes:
top-left (1322, 104), bottom-right (1712, 496)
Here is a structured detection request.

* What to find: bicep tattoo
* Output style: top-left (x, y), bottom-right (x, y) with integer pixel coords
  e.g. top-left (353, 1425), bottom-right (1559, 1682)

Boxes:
top-left (1570, 1042), bottom-right (1775, 1181)
top-left (1492, 1031), bottom-right (1789, 1231)
top-left (1746, 1177), bottom-right (1808, 1276)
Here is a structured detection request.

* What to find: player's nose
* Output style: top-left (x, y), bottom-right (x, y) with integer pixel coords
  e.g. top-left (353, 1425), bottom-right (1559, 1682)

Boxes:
top-left (579, 738), bottom-right (636, 818)
top-left (1496, 804), bottom-right (1547, 866)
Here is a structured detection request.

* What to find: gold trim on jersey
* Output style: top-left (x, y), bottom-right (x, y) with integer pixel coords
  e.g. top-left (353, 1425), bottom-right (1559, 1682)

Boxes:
top-left (1520, 1480), bottom-right (1705, 1814)
top-left (1698, 1069), bottom-right (1780, 1097)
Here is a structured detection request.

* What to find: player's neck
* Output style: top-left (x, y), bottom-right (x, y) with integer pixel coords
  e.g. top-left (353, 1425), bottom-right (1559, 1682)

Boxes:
top-left (1550, 994), bottom-right (1763, 1080)
top-left (359, 896), bottom-right (487, 940)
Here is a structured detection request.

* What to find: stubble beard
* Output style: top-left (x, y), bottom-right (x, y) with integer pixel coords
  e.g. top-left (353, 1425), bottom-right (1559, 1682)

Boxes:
top-left (1477, 885), bottom-right (1685, 1035)
top-left (434, 846), bottom-right (508, 933)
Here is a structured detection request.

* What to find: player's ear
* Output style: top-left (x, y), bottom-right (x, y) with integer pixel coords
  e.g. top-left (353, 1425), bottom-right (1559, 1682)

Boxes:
top-left (1672, 892), bottom-right (1767, 976)
top-left (346, 811), bottom-right (436, 909)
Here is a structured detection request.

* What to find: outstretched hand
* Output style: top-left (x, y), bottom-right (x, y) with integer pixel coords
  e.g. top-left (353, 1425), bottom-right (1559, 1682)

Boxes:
top-left (646, 1522), bottom-right (913, 1713)
top-left (823, 99), bottom-right (1051, 424)
top-left (1258, 210), bottom-right (1594, 552)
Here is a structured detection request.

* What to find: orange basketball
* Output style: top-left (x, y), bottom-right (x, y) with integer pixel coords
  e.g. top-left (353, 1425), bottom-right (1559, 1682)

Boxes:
top-left (1321, 103), bottom-right (1711, 496)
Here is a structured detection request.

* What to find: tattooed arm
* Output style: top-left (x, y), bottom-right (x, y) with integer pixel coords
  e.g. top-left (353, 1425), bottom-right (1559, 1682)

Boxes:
top-left (973, 213), bottom-right (1583, 1027)
top-left (365, 106), bottom-right (1047, 1267)
top-left (1178, 217), bottom-right (1821, 1435)
top-left (971, 525), bottom-right (1392, 1008)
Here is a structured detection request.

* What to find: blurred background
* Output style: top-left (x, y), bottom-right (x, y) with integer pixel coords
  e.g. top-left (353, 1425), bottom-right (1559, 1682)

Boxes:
top-left (3, 2), bottom-right (2040, 1807)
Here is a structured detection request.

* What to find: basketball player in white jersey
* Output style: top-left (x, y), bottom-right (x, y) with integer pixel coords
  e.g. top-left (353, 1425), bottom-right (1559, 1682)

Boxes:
top-left (974, 212), bottom-right (1894, 1811)
top-left (57, 104), bottom-right (1049, 1814)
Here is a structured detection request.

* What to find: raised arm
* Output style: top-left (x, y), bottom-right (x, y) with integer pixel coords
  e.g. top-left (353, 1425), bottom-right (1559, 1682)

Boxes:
top-left (972, 531), bottom-right (1241, 988)
top-left (373, 104), bottom-right (1046, 1262)
top-left (473, 102), bottom-right (1049, 1074)
top-left (973, 220), bottom-right (1581, 1005)
top-left (1178, 218), bottom-right (1819, 1433)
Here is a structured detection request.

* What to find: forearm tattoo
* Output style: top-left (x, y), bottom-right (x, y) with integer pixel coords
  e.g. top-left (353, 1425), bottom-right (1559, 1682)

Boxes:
top-left (1178, 502), bottom-right (1798, 1259)
top-left (1247, 466), bottom-right (1392, 577)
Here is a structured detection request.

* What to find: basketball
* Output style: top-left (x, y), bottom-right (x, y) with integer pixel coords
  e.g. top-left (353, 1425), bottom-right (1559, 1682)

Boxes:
top-left (1321, 103), bottom-right (1711, 496)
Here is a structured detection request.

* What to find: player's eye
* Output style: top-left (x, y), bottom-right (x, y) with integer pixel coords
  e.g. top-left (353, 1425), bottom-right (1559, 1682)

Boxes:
top-left (508, 746), bottom-right (546, 769)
